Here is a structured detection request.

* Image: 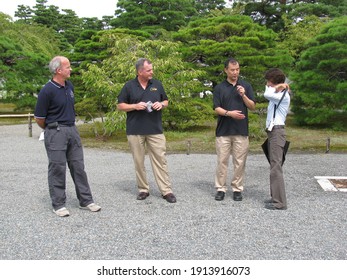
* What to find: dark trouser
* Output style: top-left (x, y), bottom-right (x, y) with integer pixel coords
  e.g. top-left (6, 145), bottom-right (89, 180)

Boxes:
top-left (44, 126), bottom-right (94, 210)
top-left (267, 127), bottom-right (287, 208)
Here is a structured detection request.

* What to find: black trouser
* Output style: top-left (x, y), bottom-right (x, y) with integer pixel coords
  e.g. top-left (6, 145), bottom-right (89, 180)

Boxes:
top-left (44, 125), bottom-right (94, 210)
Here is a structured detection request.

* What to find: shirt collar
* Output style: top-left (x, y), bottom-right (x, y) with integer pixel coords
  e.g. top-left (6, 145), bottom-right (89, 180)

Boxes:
top-left (136, 76), bottom-right (152, 87)
top-left (225, 79), bottom-right (239, 87)
top-left (49, 79), bottom-right (65, 88)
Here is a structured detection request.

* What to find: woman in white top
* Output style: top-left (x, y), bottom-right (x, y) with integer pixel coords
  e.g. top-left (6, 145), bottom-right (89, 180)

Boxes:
top-left (263, 68), bottom-right (290, 210)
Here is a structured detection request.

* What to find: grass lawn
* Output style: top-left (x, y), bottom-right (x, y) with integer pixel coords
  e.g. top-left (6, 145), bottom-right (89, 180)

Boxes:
top-left (77, 115), bottom-right (347, 154)
top-left (0, 103), bottom-right (33, 125)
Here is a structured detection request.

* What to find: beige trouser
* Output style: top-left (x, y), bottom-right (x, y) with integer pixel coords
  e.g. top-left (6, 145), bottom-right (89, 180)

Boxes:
top-left (127, 134), bottom-right (172, 196)
top-left (215, 135), bottom-right (249, 193)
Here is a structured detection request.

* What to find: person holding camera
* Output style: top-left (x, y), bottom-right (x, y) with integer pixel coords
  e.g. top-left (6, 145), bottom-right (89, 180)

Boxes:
top-left (117, 58), bottom-right (176, 203)
top-left (34, 56), bottom-right (101, 217)
top-left (213, 57), bottom-right (256, 202)
top-left (263, 68), bottom-right (290, 210)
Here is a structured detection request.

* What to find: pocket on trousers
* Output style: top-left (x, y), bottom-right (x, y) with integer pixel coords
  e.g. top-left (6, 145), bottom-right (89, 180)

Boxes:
top-left (278, 133), bottom-right (286, 149)
top-left (72, 127), bottom-right (82, 147)
top-left (45, 130), bottom-right (67, 151)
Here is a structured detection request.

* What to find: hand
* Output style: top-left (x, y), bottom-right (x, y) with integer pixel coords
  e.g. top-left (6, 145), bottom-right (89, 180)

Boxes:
top-left (135, 102), bottom-right (147, 111)
top-left (275, 83), bottom-right (290, 92)
top-left (236, 85), bottom-right (246, 97)
top-left (152, 101), bottom-right (164, 111)
top-left (230, 110), bottom-right (246, 120)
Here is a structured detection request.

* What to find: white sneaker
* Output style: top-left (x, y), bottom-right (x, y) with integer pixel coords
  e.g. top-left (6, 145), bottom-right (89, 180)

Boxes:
top-left (79, 203), bottom-right (101, 212)
top-left (53, 207), bottom-right (70, 217)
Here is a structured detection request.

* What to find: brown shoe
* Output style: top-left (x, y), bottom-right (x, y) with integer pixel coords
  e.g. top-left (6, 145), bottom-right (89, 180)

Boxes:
top-left (163, 193), bottom-right (177, 203)
top-left (137, 192), bottom-right (149, 200)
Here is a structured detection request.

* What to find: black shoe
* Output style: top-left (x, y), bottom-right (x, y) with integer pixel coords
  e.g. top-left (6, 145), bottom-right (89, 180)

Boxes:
top-left (233, 192), bottom-right (242, 201)
top-left (215, 191), bottom-right (225, 201)
top-left (137, 192), bottom-right (149, 200)
top-left (265, 203), bottom-right (287, 210)
top-left (264, 198), bottom-right (273, 204)
top-left (163, 193), bottom-right (177, 203)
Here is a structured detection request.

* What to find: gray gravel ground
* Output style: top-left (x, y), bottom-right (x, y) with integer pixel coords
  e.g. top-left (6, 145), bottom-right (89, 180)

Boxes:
top-left (0, 124), bottom-right (346, 260)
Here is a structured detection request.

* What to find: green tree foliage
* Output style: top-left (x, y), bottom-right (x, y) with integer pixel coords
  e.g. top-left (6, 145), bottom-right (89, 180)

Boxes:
top-left (174, 15), bottom-right (293, 94)
top-left (232, 0), bottom-right (347, 32)
top-left (112, 0), bottom-right (228, 33)
top-left (0, 13), bottom-right (60, 111)
top-left (242, 0), bottom-right (288, 32)
top-left (194, 0), bottom-right (226, 16)
top-left (14, 5), bottom-right (34, 24)
top-left (67, 30), bottom-right (108, 104)
top-left (278, 15), bottom-right (328, 60)
top-left (291, 17), bottom-right (347, 129)
top-left (288, 0), bottom-right (347, 21)
top-left (81, 32), bottom-right (213, 133)
top-left (69, 28), bottom-right (152, 105)
top-left (31, 0), bottom-right (81, 48)
top-left (80, 17), bottom-right (104, 31)
top-left (3, 0), bottom-right (346, 131)
top-left (13, 0), bottom-right (104, 49)
top-left (56, 9), bottom-right (84, 46)
top-left (112, 0), bottom-right (197, 31)
top-left (32, 0), bottom-right (60, 26)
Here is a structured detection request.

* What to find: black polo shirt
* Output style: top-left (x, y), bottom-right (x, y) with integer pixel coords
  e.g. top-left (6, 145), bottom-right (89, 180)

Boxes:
top-left (35, 80), bottom-right (76, 125)
top-left (118, 77), bottom-right (168, 135)
top-left (213, 79), bottom-right (255, 137)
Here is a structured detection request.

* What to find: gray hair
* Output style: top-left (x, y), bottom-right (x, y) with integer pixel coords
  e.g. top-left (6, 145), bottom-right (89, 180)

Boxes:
top-left (135, 58), bottom-right (152, 72)
top-left (48, 56), bottom-right (65, 75)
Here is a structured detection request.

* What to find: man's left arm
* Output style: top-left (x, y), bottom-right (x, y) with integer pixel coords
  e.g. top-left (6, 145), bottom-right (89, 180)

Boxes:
top-left (239, 84), bottom-right (256, 111)
top-left (35, 117), bottom-right (46, 129)
top-left (152, 82), bottom-right (168, 111)
top-left (242, 95), bottom-right (256, 111)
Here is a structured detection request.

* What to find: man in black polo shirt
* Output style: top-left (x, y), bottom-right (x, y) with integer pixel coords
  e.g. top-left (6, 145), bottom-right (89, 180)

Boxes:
top-left (35, 56), bottom-right (101, 217)
top-left (117, 58), bottom-right (176, 203)
top-left (213, 57), bottom-right (256, 202)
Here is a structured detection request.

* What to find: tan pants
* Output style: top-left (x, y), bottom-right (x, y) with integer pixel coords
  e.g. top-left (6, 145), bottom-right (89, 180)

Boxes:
top-left (127, 134), bottom-right (172, 196)
top-left (215, 135), bottom-right (249, 193)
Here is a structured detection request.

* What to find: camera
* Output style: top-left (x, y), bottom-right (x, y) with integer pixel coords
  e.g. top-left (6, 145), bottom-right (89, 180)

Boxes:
top-left (146, 101), bottom-right (153, 112)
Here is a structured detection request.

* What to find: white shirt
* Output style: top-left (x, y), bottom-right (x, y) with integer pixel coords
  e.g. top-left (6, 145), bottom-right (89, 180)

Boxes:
top-left (264, 86), bottom-right (290, 128)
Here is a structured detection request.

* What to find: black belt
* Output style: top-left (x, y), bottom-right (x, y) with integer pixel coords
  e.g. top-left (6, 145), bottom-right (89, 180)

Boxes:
top-left (59, 124), bottom-right (75, 127)
top-left (273, 125), bottom-right (285, 129)
top-left (46, 122), bottom-right (75, 129)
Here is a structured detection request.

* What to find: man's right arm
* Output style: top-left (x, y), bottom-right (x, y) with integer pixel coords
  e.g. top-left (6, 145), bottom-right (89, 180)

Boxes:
top-left (117, 102), bottom-right (147, 112)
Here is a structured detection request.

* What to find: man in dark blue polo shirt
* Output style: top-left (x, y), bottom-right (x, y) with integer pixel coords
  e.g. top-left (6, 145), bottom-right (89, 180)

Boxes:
top-left (35, 56), bottom-right (101, 217)
top-left (117, 58), bottom-right (176, 203)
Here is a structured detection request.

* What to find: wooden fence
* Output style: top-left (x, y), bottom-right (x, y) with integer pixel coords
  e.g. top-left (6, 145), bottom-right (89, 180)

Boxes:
top-left (0, 113), bottom-right (35, 137)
